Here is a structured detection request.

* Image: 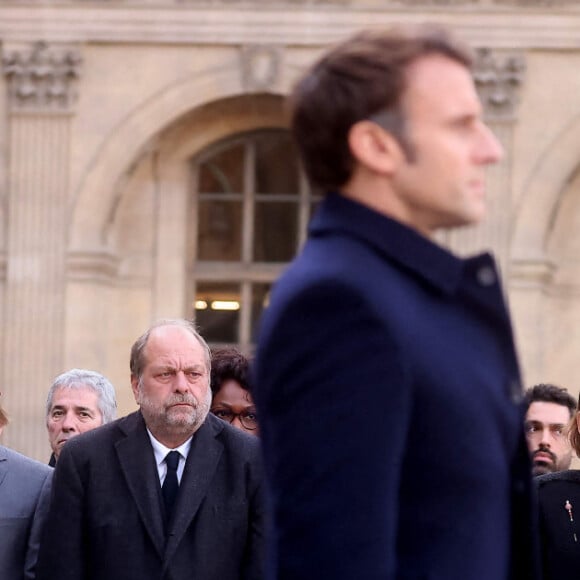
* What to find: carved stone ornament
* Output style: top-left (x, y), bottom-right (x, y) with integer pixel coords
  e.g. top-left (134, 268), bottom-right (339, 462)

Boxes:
top-left (2, 42), bottom-right (82, 112)
top-left (240, 45), bottom-right (281, 93)
top-left (473, 48), bottom-right (525, 121)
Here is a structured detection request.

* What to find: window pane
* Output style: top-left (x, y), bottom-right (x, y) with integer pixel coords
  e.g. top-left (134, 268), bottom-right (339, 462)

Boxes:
top-left (255, 132), bottom-right (299, 195)
top-left (251, 283), bottom-right (272, 342)
top-left (254, 201), bottom-right (298, 262)
top-left (194, 282), bottom-right (240, 344)
top-left (197, 200), bottom-right (242, 261)
top-left (198, 142), bottom-right (244, 194)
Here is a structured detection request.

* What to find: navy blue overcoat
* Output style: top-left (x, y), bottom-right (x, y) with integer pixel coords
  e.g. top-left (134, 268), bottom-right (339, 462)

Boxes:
top-left (254, 192), bottom-right (538, 580)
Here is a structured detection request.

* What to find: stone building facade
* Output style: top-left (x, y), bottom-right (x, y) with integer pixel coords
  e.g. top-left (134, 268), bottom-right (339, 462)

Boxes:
top-left (1, 0), bottom-right (580, 460)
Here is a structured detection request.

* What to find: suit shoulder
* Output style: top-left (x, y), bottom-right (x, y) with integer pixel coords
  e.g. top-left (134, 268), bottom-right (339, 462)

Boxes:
top-left (2, 446), bottom-right (52, 480)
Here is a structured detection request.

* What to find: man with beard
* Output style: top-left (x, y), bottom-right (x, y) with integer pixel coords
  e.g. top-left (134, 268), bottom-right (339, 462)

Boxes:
top-left (36, 319), bottom-right (264, 580)
top-left (524, 383), bottom-right (576, 476)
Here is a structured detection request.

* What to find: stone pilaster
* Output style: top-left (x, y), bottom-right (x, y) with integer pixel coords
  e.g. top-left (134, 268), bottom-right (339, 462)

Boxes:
top-left (444, 49), bottom-right (525, 280)
top-left (2, 41), bottom-right (81, 459)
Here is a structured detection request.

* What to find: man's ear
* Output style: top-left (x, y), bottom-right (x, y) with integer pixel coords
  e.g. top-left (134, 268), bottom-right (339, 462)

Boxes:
top-left (347, 120), bottom-right (404, 175)
top-left (130, 374), bottom-right (140, 404)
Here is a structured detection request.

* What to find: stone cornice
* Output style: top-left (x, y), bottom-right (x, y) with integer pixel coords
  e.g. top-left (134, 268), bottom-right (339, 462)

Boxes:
top-left (1, 5), bottom-right (580, 48)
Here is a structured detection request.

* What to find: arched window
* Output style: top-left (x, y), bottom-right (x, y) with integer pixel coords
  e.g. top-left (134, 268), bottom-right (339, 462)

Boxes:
top-left (189, 128), bottom-right (320, 350)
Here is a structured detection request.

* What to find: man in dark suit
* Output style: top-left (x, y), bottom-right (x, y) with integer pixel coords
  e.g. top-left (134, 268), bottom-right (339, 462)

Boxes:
top-left (0, 400), bottom-right (53, 580)
top-left (253, 26), bottom-right (538, 580)
top-left (37, 319), bottom-right (264, 580)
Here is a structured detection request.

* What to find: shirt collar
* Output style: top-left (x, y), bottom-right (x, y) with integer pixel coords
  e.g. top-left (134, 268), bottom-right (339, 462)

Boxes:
top-left (309, 192), bottom-right (488, 296)
top-left (146, 428), bottom-right (193, 469)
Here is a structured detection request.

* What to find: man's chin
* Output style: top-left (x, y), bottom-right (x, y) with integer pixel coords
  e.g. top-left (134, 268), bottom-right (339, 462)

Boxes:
top-left (532, 463), bottom-right (554, 477)
top-left (167, 408), bottom-right (206, 430)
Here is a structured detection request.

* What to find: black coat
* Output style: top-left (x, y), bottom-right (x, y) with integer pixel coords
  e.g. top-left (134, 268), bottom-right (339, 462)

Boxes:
top-left (537, 470), bottom-right (580, 580)
top-left (36, 411), bottom-right (264, 580)
top-left (254, 192), bottom-right (538, 580)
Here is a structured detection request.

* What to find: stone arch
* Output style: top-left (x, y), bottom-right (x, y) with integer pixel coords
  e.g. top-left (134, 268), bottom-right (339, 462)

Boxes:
top-left (511, 111), bottom-right (580, 262)
top-left (69, 62), bottom-right (295, 251)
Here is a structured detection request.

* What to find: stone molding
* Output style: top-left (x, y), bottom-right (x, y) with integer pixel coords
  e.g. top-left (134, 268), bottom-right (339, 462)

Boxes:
top-left (1, 1), bottom-right (577, 5)
top-left (3, 7), bottom-right (580, 48)
top-left (240, 45), bottom-right (282, 92)
top-left (67, 251), bottom-right (119, 284)
top-left (473, 48), bottom-right (525, 121)
top-left (2, 41), bottom-right (81, 112)
top-left (510, 258), bottom-right (556, 289)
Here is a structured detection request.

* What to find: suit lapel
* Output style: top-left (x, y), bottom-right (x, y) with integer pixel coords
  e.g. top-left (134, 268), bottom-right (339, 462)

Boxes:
top-left (115, 412), bottom-right (165, 558)
top-left (0, 445), bottom-right (8, 489)
top-left (163, 418), bottom-right (224, 561)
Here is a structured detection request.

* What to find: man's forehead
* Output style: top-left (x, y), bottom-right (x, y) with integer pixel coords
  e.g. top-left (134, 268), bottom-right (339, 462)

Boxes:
top-left (526, 400), bottom-right (572, 423)
top-left (402, 54), bottom-right (481, 116)
top-left (51, 386), bottom-right (99, 407)
top-left (144, 327), bottom-right (206, 362)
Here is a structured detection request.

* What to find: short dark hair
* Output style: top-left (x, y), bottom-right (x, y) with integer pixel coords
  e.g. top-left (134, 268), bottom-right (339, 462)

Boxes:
top-left (210, 347), bottom-right (251, 396)
top-left (289, 25), bottom-right (472, 191)
top-left (524, 383), bottom-right (576, 418)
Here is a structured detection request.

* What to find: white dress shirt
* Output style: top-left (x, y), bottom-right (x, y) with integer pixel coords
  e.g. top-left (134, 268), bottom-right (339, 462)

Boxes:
top-left (146, 428), bottom-right (193, 485)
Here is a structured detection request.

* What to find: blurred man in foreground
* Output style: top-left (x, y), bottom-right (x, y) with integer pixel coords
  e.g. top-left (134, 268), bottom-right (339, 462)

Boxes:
top-left (254, 25), bottom-right (538, 580)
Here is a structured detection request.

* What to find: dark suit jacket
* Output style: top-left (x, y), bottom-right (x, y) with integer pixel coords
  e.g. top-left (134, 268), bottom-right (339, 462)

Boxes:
top-left (0, 445), bottom-right (52, 580)
top-left (536, 470), bottom-right (580, 580)
top-left (36, 411), bottom-right (264, 580)
top-left (254, 193), bottom-right (538, 580)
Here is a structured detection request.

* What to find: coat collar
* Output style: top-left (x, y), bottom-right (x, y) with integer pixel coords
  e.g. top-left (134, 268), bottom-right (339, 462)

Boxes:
top-left (309, 192), bottom-right (495, 297)
top-left (537, 469), bottom-right (580, 486)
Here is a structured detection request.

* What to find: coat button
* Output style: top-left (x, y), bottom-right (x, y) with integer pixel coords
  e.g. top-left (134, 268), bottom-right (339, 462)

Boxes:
top-left (476, 265), bottom-right (496, 286)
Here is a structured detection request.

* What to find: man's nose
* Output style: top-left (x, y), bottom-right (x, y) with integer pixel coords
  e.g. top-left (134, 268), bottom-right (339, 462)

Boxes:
top-left (539, 427), bottom-right (553, 446)
top-left (476, 123), bottom-right (504, 165)
top-left (61, 412), bottom-right (78, 432)
top-left (173, 371), bottom-right (189, 393)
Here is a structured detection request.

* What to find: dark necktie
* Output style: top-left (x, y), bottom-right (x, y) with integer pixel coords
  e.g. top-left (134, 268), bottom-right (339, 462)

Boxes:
top-left (162, 450), bottom-right (180, 522)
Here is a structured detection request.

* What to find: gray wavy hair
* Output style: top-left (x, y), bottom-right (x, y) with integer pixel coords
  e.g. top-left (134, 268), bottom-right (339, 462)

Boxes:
top-left (46, 369), bottom-right (117, 424)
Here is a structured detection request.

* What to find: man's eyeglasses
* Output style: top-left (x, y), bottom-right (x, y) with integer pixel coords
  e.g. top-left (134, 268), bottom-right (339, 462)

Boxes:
top-left (211, 408), bottom-right (258, 430)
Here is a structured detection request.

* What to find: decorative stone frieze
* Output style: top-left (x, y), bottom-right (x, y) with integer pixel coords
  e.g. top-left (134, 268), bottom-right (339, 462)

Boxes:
top-left (2, 42), bottom-right (81, 112)
top-left (473, 48), bottom-right (525, 121)
top-left (240, 45), bottom-right (282, 92)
